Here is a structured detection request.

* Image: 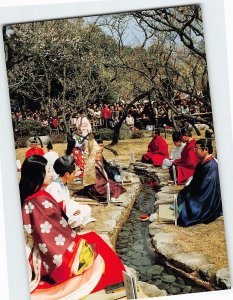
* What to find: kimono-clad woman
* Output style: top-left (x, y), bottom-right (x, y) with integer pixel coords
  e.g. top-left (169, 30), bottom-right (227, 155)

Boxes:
top-left (177, 139), bottom-right (223, 227)
top-left (75, 139), bottom-right (126, 202)
top-left (20, 155), bottom-right (125, 299)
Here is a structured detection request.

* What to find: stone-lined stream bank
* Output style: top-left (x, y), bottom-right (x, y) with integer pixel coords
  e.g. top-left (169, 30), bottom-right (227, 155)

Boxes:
top-left (116, 182), bottom-right (207, 295)
top-left (129, 162), bottom-right (230, 292)
top-left (70, 161), bottom-right (230, 298)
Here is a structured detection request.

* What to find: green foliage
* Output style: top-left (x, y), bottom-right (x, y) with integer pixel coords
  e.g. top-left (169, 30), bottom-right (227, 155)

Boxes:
top-left (17, 120), bottom-right (48, 136)
top-left (95, 128), bottom-right (114, 140)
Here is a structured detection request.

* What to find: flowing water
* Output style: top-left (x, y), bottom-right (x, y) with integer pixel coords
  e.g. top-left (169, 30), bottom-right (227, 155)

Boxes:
top-left (116, 178), bottom-right (207, 295)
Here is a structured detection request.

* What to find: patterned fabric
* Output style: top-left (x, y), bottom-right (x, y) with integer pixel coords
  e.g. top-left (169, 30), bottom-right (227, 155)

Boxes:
top-left (23, 190), bottom-right (84, 282)
top-left (22, 189), bottom-right (125, 299)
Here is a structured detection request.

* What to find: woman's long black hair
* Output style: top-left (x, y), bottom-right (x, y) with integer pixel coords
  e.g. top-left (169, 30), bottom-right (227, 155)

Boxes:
top-left (19, 155), bottom-right (48, 204)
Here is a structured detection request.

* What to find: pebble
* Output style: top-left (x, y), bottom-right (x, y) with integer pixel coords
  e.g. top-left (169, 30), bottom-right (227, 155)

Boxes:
top-left (161, 274), bottom-right (177, 283)
top-left (148, 265), bottom-right (165, 275)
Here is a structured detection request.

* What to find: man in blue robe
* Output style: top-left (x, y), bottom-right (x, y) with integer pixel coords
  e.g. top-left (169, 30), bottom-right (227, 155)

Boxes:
top-left (177, 138), bottom-right (223, 227)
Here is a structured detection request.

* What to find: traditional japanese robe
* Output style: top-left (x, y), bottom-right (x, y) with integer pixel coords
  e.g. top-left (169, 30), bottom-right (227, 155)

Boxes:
top-left (22, 189), bottom-right (125, 299)
top-left (75, 116), bottom-right (92, 136)
top-left (46, 178), bottom-right (95, 228)
top-left (177, 156), bottom-right (223, 227)
top-left (172, 138), bottom-right (199, 185)
top-left (142, 135), bottom-right (169, 166)
top-left (72, 148), bottom-right (85, 170)
top-left (77, 161), bottom-right (126, 202)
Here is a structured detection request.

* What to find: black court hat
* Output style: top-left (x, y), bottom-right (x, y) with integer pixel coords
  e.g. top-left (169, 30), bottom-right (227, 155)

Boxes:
top-left (46, 141), bottom-right (53, 150)
top-left (53, 155), bottom-right (75, 175)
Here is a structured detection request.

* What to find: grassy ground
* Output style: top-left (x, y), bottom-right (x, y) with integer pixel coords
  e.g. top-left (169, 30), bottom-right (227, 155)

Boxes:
top-left (15, 131), bottom-right (199, 163)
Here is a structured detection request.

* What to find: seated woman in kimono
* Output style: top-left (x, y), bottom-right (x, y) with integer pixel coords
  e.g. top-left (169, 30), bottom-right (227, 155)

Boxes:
top-left (46, 155), bottom-right (96, 229)
top-left (75, 139), bottom-right (126, 202)
top-left (141, 129), bottom-right (169, 166)
top-left (20, 155), bottom-right (125, 299)
top-left (177, 139), bottom-right (223, 227)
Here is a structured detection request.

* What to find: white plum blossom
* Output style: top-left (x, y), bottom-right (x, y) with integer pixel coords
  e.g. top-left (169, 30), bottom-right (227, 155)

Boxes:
top-left (23, 224), bottom-right (32, 234)
top-left (43, 261), bottom-right (49, 272)
top-left (39, 243), bottom-right (48, 254)
top-left (53, 254), bottom-right (62, 266)
top-left (55, 234), bottom-right (65, 246)
top-left (67, 241), bottom-right (75, 252)
top-left (59, 218), bottom-right (68, 228)
top-left (40, 221), bottom-right (52, 233)
top-left (71, 231), bottom-right (76, 238)
top-left (42, 200), bottom-right (53, 209)
top-left (25, 202), bottom-right (34, 214)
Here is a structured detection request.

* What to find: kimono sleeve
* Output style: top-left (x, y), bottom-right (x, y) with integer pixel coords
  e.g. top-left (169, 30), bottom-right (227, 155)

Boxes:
top-left (22, 196), bottom-right (77, 282)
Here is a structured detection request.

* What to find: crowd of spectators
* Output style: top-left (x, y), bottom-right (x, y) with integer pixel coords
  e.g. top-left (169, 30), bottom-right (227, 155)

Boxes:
top-left (11, 93), bottom-right (212, 137)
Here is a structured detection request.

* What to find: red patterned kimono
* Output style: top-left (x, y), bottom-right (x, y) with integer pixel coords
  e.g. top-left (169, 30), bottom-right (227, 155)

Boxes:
top-left (22, 190), bottom-right (125, 299)
top-left (142, 135), bottom-right (169, 166)
top-left (72, 148), bottom-right (85, 170)
top-left (172, 138), bottom-right (200, 185)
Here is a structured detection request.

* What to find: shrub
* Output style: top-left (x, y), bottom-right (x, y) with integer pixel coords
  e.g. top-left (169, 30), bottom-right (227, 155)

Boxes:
top-left (95, 128), bottom-right (114, 140)
top-left (17, 120), bottom-right (48, 136)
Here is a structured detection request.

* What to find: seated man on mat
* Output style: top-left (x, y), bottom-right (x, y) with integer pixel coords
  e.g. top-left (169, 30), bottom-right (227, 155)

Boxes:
top-left (170, 128), bottom-right (199, 185)
top-left (141, 128), bottom-right (169, 166)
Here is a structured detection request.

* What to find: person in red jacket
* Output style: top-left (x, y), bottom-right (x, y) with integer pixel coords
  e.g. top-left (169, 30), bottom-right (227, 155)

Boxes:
top-left (141, 129), bottom-right (169, 166)
top-left (25, 138), bottom-right (45, 158)
top-left (101, 104), bottom-right (112, 128)
top-left (171, 128), bottom-right (200, 185)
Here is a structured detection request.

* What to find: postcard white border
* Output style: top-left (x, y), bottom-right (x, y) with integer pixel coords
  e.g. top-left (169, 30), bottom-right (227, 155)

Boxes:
top-left (0, 0), bottom-right (233, 299)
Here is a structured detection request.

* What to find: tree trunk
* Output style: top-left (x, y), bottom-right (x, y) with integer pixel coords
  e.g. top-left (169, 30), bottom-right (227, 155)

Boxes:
top-left (111, 89), bottom-right (155, 145)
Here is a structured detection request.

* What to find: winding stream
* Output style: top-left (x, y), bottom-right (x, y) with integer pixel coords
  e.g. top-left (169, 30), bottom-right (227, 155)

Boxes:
top-left (116, 178), bottom-right (207, 295)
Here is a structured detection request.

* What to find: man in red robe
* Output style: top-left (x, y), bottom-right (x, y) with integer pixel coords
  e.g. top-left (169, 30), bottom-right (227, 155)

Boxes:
top-left (171, 128), bottom-right (200, 185)
top-left (141, 129), bottom-right (169, 166)
top-left (25, 138), bottom-right (45, 158)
